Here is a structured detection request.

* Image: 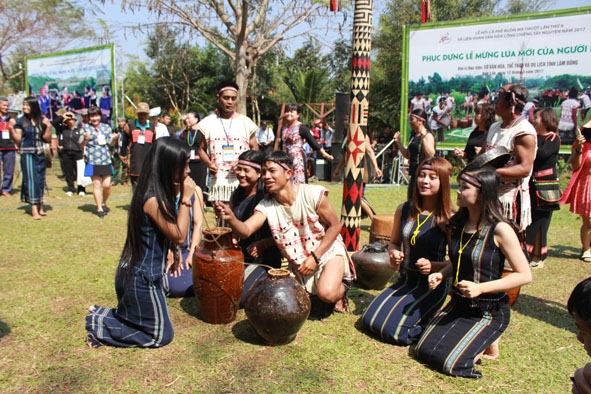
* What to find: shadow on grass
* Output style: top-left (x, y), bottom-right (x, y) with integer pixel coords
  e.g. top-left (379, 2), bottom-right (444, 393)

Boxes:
top-left (512, 293), bottom-right (575, 333)
top-left (231, 319), bottom-right (268, 345)
top-left (16, 204), bottom-right (54, 215)
top-left (179, 296), bottom-right (200, 319)
top-left (0, 319), bottom-right (10, 340)
top-left (552, 244), bottom-right (583, 260)
top-left (77, 204), bottom-right (98, 215)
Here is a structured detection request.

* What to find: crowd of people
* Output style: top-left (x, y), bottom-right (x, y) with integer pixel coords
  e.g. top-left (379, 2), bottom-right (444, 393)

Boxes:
top-left (2, 80), bottom-right (590, 387)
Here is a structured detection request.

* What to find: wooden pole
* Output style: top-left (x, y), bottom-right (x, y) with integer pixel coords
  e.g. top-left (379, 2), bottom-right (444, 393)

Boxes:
top-left (341, 0), bottom-right (372, 251)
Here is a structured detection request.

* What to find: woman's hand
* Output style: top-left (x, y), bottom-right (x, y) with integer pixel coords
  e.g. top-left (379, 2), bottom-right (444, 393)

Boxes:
top-left (428, 273), bottom-right (443, 290)
top-left (453, 148), bottom-right (464, 158)
top-left (182, 176), bottom-right (197, 198)
top-left (457, 280), bottom-right (482, 298)
top-left (324, 153), bottom-right (334, 161)
top-left (393, 131), bottom-right (401, 143)
top-left (247, 240), bottom-right (267, 258)
top-left (416, 258), bottom-right (432, 275)
top-left (389, 248), bottom-right (404, 270)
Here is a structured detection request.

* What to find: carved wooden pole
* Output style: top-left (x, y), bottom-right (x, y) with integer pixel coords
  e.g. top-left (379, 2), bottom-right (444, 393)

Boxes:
top-left (341, 0), bottom-right (372, 251)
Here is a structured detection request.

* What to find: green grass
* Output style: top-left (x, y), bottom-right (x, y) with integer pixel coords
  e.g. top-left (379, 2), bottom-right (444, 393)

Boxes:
top-left (0, 166), bottom-right (588, 393)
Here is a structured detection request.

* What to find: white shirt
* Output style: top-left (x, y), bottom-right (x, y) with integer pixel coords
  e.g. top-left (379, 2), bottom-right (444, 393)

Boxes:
top-left (256, 126), bottom-right (274, 145)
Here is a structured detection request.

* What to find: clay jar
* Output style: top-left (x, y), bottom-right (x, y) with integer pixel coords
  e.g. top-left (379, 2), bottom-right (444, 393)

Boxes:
top-left (352, 243), bottom-right (396, 290)
top-left (244, 268), bottom-right (311, 346)
top-left (193, 227), bottom-right (244, 324)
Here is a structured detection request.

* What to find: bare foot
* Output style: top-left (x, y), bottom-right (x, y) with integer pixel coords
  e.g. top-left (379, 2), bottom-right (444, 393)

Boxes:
top-left (483, 340), bottom-right (500, 360)
top-left (334, 295), bottom-right (349, 313)
top-left (85, 333), bottom-right (102, 349)
top-left (39, 210), bottom-right (47, 216)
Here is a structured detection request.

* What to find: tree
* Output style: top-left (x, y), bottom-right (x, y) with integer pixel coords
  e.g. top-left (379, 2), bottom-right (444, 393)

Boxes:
top-left (123, 28), bottom-right (234, 115)
top-left (113, 0), bottom-right (343, 115)
top-left (0, 0), bottom-right (90, 93)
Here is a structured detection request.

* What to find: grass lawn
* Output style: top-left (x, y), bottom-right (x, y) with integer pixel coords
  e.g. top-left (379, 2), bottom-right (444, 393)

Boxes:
top-left (0, 165), bottom-right (589, 393)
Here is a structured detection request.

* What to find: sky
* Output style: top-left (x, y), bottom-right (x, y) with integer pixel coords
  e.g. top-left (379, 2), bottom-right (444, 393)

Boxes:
top-left (92, 0), bottom-right (590, 72)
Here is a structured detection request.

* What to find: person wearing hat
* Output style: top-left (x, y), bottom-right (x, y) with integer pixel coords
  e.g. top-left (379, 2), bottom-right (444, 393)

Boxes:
top-left (256, 121), bottom-right (274, 155)
top-left (80, 108), bottom-right (90, 126)
top-left (57, 112), bottom-right (85, 196)
top-left (197, 81), bottom-right (259, 203)
top-left (150, 107), bottom-right (170, 139)
top-left (127, 102), bottom-right (154, 189)
top-left (0, 96), bottom-right (16, 197)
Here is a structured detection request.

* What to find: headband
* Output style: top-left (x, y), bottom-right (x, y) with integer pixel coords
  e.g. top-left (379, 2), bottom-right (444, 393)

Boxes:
top-left (459, 173), bottom-right (482, 189)
top-left (421, 163), bottom-right (433, 171)
top-left (410, 113), bottom-right (427, 123)
top-left (266, 159), bottom-right (291, 171)
top-left (218, 86), bottom-right (238, 95)
top-left (238, 160), bottom-right (261, 170)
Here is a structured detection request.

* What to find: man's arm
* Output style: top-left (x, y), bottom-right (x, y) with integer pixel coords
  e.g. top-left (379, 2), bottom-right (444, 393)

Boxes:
top-left (214, 201), bottom-right (266, 239)
top-left (496, 133), bottom-right (536, 179)
top-left (249, 133), bottom-right (259, 150)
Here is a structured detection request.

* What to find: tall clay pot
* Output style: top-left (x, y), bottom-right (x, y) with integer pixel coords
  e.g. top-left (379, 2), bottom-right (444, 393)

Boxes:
top-left (244, 268), bottom-right (311, 346)
top-left (193, 227), bottom-right (244, 324)
top-left (352, 243), bottom-right (396, 290)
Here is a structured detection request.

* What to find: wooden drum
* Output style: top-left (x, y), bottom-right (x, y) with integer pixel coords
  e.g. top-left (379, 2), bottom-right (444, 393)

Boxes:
top-left (369, 214), bottom-right (395, 246)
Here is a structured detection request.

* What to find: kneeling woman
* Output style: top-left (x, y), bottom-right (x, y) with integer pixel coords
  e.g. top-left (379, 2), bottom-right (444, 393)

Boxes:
top-left (361, 157), bottom-right (454, 345)
top-left (86, 137), bottom-right (198, 348)
top-left (414, 166), bottom-right (532, 378)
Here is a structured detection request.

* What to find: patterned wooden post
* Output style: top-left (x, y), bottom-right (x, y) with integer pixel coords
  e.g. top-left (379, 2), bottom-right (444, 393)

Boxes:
top-left (341, 0), bottom-right (372, 251)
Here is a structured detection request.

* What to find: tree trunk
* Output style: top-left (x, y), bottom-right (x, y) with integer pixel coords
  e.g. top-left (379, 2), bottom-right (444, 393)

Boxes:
top-left (341, 0), bottom-right (372, 251)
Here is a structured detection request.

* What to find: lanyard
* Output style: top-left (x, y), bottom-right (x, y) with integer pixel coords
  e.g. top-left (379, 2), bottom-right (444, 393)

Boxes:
top-left (219, 114), bottom-right (234, 145)
top-left (410, 211), bottom-right (433, 246)
top-left (187, 129), bottom-right (198, 147)
top-left (454, 226), bottom-right (477, 286)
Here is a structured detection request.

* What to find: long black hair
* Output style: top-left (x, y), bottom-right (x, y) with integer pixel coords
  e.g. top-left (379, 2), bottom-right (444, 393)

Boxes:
top-left (449, 165), bottom-right (509, 235)
top-left (119, 137), bottom-right (189, 271)
top-left (23, 96), bottom-right (43, 128)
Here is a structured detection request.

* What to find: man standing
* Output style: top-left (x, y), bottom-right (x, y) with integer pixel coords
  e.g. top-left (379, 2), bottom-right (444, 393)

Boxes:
top-left (112, 117), bottom-right (129, 186)
top-left (256, 121), bottom-right (274, 154)
top-left (127, 102), bottom-right (154, 188)
top-left (0, 97), bottom-right (16, 197)
top-left (197, 81), bottom-right (258, 203)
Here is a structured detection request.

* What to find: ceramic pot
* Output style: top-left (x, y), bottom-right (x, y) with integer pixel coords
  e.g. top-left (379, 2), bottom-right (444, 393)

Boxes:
top-left (369, 214), bottom-right (394, 246)
top-left (352, 243), bottom-right (396, 290)
top-left (244, 268), bottom-right (311, 345)
top-left (193, 227), bottom-right (244, 324)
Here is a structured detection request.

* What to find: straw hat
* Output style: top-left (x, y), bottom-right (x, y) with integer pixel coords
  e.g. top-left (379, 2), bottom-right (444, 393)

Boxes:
top-left (62, 112), bottom-right (76, 121)
top-left (136, 102), bottom-right (150, 114)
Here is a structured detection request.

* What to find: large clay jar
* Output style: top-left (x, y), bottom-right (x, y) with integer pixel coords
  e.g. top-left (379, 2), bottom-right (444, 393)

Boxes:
top-left (193, 227), bottom-right (244, 324)
top-left (244, 268), bottom-right (311, 346)
top-left (369, 214), bottom-right (394, 246)
top-left (352, 243), bottom-right (396, 290)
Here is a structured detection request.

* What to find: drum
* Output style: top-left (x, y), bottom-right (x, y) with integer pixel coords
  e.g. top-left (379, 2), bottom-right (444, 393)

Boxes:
top-left (369, 214), bottom-right (394, 246)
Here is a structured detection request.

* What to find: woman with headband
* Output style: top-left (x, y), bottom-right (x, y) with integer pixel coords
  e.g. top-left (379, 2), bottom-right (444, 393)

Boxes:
top-left (229, 150), bottom-right (282, 304)
top-left (393, 108), bottom-right (436, 201)
top-left (361, 157), bottom-right (453, 345)
top-left (414, 166), bottom-right (531, 378)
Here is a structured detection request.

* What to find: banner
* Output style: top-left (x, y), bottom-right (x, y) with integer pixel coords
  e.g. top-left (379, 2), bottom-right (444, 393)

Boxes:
top-left (401, 7), bottom-right (591, 144)
top-left (26, 44), bottom-right (114, 94)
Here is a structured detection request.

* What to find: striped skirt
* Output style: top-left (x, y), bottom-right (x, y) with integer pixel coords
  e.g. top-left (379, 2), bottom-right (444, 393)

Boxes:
top-left (86, 266), bottom-right (173, 348)
top-left (414, 296), bottom-right (510, 378)
top-left (361, 277), bottom-right (449, 345)
top-left (20, 153), bottom-right (46, 204)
